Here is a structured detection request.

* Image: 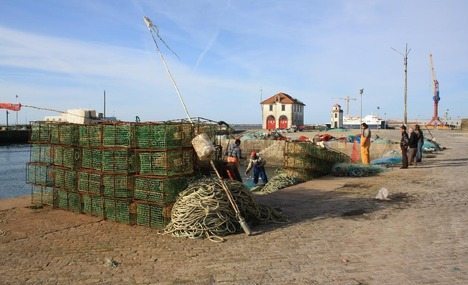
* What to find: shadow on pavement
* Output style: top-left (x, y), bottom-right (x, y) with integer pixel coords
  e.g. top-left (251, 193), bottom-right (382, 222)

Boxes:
top-left (254, 185), bottom-right (412, 233)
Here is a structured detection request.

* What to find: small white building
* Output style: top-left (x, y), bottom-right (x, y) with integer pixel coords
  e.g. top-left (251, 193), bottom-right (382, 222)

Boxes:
top-left (44, 109), bottom-right (98, 124)
top-left (260, 92), bottom-right (305, 130)
top-left (330, 104), bottom-right (344, 128)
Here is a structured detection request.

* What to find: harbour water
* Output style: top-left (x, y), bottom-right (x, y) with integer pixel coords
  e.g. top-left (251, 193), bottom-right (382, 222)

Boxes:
top-left (0, 144), bottom-right (30, 199)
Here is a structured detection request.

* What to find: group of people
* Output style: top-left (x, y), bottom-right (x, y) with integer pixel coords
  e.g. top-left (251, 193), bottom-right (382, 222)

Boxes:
top-left (399, 124), bottom-right (424, 169)
top-left (359, 122), bottom-right (425, 169)
top-left (224, 138), bottom-right (268, 185)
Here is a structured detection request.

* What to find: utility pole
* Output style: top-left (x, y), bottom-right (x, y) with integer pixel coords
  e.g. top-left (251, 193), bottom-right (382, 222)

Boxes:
top-left (391, 43), bottom-right (411, 125)
top-left (359, 88), bottom-right (364, 131)
top-left (103, 90), bottom-right (106, 118)
top-left (6, 110), bottom-right (9, 128)
top-left (15, 94), bottom-right (19, 126)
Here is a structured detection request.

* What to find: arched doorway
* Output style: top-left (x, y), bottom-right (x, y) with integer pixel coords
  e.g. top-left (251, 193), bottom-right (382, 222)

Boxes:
top-left (266, 115), bottom-right (276, 130)
top-left (279, 115), bottom-right (288, 129)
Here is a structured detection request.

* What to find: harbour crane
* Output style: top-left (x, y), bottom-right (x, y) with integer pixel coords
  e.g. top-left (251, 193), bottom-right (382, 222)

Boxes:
top-left (333, 96), bottom-right (356, 115)
top-left (428, 53), bottom-right (443, 126)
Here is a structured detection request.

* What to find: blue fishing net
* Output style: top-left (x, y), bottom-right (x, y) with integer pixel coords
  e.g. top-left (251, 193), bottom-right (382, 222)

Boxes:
top-left (332, 163), bottom-right (385, 177)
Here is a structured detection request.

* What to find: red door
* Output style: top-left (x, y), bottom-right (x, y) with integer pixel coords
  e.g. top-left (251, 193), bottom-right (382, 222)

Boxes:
top-left (266, 116), bottom-right (276, 130)
top-left (279, 116), bottom-right (288, 129)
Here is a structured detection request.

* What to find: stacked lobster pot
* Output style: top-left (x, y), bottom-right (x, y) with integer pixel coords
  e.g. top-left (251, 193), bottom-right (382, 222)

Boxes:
top-left (28, 122), bottom-right (81, 211)
top-left (27, 120), bottom-right (223, 229)
top-left (283, 141), bottom-right (350, 180)
top-left (133, 122), bottom-right (194, 229)
top-left (78, 123), bottom-right (136, 223)
top-left (28, 122), bottom-right (55, 206)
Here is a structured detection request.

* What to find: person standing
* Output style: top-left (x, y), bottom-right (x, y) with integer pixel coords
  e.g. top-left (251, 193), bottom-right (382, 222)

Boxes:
top-left (400, 125), bottom-right (409, 169)
top-left (415, 124), bottom-right (424, 163)
top-left (360, 123), bottom-right (371, 164)
top-left (225, 138), bottom-right (243, 182)
top-left (245, 151), bottom-right (268, 185)
top-left (407, 127), bottom-right (418, 165)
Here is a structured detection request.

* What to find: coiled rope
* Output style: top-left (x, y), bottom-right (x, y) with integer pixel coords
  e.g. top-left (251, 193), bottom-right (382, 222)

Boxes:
top-left (163, 177), bottom-right (286, 242)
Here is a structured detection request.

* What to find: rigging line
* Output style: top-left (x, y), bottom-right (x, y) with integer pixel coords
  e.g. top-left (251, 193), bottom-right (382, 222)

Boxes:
top-left (154, 27), bottom-right (180, 60)
top-left (144, 17), bottom-right (192, 124)
top-left (21, 104), bottom-right (101, 121)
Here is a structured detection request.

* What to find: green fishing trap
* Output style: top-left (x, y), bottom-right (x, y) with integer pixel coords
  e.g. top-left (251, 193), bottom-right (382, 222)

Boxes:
top-left (137, 149), bottom-right (193, 176)
top-left (104, 198), bottom-right (134, 224)
top-left (77, 170), bottom-right (102, 195)
top-left (136, 202), bottom-right (172, 229)
top-left (81, 148), bottom-right (102, 170)
top-left (27, 163), bottom-right (54, 186)
top-left (102, 123), bottom-right (135, 147)
top-left (135, 123), bottom-right (193, 149)
top-left (81, 193), bottom-right (105, 217)
top-left (54, 189), bottom-right (81, 213)
top-left (53, 146), bottom-right (80, 169)
top-left (52, 166), bottom-right (77, 191)
top-left (50, 123), bottom-right (79, 145)
top-left (30, 144), bottom-right (53, 164)
top-left (102, 174), bottom-right (134, 198)
top-left (31, 185), bottom-right (54, 206)
top-left (79, 125), bottom-right (102, 147)
top-left (30, 122), bottom-right (52, 143)
top-left (134, 176), bottom-right (188, 204)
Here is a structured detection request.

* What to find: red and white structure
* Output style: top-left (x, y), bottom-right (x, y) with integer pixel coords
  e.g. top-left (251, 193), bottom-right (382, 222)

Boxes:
top-left (261, 92), bottom-right (305, 130)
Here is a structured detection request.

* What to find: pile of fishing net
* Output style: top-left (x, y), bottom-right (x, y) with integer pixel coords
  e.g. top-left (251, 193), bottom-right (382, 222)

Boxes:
top-left (164, 177), bottom-right (286, 242)
top-left (332, 163), bottom-right (385, 177)
top-left (251, 172), bottom-right (302, 195)
top-left (371, 150), bottom-right (402, 166)
top-left (423, 138), bottom-right (443, 152)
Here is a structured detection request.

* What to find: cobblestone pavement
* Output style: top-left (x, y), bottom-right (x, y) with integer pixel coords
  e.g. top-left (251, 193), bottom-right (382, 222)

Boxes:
top-left (0, 131), bottom-right (467, 285)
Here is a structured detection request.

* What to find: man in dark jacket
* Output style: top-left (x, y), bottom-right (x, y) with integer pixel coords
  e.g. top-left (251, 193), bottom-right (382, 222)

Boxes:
top-left (400, 125), bottom-right (409, 169)
top-left (407, 127), bottom-right (418, 165)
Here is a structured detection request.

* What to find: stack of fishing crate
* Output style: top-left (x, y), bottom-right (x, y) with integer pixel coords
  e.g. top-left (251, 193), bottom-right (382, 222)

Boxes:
top-left (78, 123), bottom-right (136, 223)
top-left (27, 120), bottom-right (199, 229)
top-left (28, 122), bottom-right (55, 206)
top-left (28, 122), bottom-right (82, 210)
top-left (133, 122), bottom-right (194, 229)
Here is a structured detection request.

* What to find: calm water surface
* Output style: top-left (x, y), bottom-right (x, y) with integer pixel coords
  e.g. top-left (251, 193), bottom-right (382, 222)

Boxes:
top-left (0, 145), bottom-right (30, 199)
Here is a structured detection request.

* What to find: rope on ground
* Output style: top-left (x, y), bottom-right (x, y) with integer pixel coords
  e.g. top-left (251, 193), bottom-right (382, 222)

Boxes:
top-left (163, 177), bottom-right (286, 242)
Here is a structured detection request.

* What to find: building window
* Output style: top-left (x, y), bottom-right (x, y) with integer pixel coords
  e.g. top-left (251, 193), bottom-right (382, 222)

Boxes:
top-left (281, 105), bottom-right (285, 111)
top-left (269, 105), bottom-right (273, 111)
top-left (335, 113), bottom-right (337, 118)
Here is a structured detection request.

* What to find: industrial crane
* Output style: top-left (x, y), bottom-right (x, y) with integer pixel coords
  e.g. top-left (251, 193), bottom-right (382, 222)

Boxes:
top-left (428, 53), bottom-right (442, 126)
top-left (333, 96), bottom-right (356, 115)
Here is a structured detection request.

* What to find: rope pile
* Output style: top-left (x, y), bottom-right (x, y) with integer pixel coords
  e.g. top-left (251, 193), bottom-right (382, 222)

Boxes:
top-left (251, 172), bottom-right (301, 195)
top-left (163, 177), bottom-right (286, 242)
top-left (332, 163), bottom-right (385, 177)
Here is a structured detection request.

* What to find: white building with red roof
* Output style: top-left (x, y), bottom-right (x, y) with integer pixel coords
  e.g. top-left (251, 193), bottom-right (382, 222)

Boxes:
top-left (260, 92), bottom-right (305, 130)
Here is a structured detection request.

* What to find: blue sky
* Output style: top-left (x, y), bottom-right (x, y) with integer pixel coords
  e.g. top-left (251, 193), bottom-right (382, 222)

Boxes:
top-left (0, 0), bottom-right (467, 125)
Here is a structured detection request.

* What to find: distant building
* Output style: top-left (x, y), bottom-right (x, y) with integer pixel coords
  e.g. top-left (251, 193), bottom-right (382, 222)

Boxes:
top-left (330, 104), bottom-right (344, 128)
top-left (260, 92), bottom-right (305, 130)
top-left (44, 109), bottom-right (99, 124)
